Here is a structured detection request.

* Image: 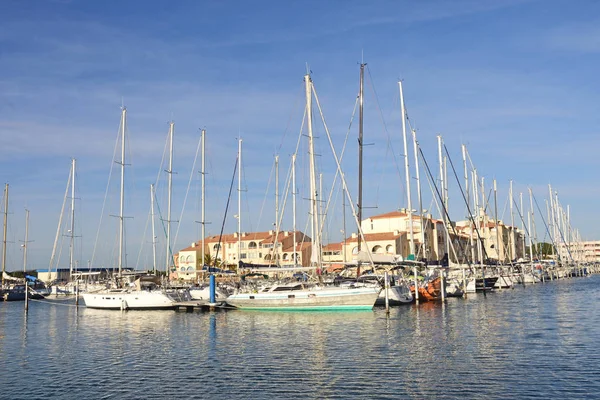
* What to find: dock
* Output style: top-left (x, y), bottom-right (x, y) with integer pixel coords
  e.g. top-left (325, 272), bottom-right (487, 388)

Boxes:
top-left (173, 300), bottom-right (229, 312)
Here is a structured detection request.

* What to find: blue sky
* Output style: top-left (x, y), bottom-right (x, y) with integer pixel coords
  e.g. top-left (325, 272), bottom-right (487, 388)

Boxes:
top-left (1, 0), bottom-right (599, 271)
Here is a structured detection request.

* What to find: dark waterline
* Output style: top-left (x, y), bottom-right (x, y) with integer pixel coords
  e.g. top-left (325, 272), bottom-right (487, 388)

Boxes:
top-left (1, 276), bottom-right (599, 399)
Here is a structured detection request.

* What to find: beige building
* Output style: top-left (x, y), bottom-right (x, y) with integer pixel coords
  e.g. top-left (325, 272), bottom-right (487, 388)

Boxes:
top-left (172, 230), bottom-right (312, 281)
top-left (557, 241), bottom-right (600, 262)
top-left (322, 209), bottom-right (524, 266)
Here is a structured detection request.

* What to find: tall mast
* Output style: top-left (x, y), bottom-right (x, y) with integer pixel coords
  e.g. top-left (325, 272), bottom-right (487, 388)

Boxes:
top-left (0, 184), bottom-right (6, 287)
top-left (462, 145), bottom-right (474, 264)
top-left (437, 135), bottom-right (449, 262)
top-left (305, 73), bottom-right (321, 267)
top-left (528, 188), bottom-right (534, 262)
top-left (493, 179), bottom-right (501, 262)
top-left (412, 129), bottom-right (424, 260)
top-left (237, 138), bottom-right (242, 272)
top-left (520, 192), bottom-right (526, 260)
top-left (357, 63), bottom-right (365, 255)
top-left (150, 184), bottom-right (157, 275)
top-left (22, 209), bottom-right (30, 273)
top-left (509, 180), bottom-right (516, 261)
top-left (400, 81), bottom-right (415, 256)
top-left (118, 107), bottom-right (127, 275)
top-left (473, 169), bottom-right (483, 264)
top-left (165, 121), bottom-right (174, 275)
top-left (201, 129), bottom-right (206, 269)
top-left (274, 155), bottom-right (279, 263)
top-left (69, 158), bottom-right (76, 277)
top-left (292, 153), bottom-right (297, 267)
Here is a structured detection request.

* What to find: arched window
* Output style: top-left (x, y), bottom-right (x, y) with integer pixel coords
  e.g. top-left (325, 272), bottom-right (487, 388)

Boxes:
top-left (264, 254), bottom-right (271, 261)
top-left (186, 255), bottom-right (193, 262)
top-left (179, 256), bottom-right (185, 263)
top-left (248, 241), bottom-right (257, 249)
top-left (282, 253), bottom-right (288, 260)
top-left (352, 246), bottom-right (359, 255)
top-left (386, 245), bottom-right (393, 253)
top-left (213, 244), bottom-right (220, 251)
top-left (372, 245), bottom-right (383, 254)
top-left (293, 252), bottom-right (299, 261)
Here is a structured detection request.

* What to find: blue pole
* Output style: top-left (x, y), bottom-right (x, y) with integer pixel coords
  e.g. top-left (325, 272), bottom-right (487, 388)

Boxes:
top-left (209, 274), bottom-right (216, 303)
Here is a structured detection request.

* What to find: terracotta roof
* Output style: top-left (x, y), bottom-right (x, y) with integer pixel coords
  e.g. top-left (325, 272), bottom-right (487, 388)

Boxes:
top-left (323, 242), bottom-right (342, 251)
top-left (367, 210), bottom-right (408, 220)
top-left (281, 242), bottom-right (311, 252)
top-left (345, 232), bottom-right (404, 243)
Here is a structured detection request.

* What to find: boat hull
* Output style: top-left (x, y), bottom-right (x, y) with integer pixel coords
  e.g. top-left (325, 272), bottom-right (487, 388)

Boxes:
top-left (82, 290), bottom-right (176, 310)
top-left (226, 287), bottom-right (380, 310)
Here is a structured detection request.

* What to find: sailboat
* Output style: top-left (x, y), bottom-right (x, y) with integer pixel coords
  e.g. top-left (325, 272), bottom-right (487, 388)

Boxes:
top-left (226, 73), bottom-right (380, 311)
top-left (83, 109), bottom-right (183, 310)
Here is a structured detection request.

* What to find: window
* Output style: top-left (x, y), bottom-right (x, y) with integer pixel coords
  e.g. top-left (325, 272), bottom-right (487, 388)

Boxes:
top-left (213, 244), bottom-right (221, 251)
top-left (249, 241), bottom-right (257, 249)
top-left (240, 253), bottom-right (247, 259)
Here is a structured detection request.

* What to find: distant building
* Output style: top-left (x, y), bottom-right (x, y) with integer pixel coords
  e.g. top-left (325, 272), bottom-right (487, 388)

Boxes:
top-left (557, 241), bottom-right (600, 262)
top-left (322, 209), bottom-right (525, 266)
top-left (172, 230), bottom-right (312, 281)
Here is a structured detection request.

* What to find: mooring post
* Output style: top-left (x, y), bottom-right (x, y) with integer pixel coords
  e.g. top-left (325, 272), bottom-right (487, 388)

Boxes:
top-left (25, 282), bottom-right (29, 312)
top-left (209, 274), bottom-right (216, 304)
top-left (384, 271), bottom-right (390, 314)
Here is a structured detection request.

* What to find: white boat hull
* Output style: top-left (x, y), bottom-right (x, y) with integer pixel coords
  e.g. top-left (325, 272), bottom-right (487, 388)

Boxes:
top-left (375, 285), bottom-right (413, 305)
top-left (226, 286), bottom-right (380, 310)
top-left (189, 286), bottom-right (228, 301)
top-left (82, 290), bottom-right (176, 310)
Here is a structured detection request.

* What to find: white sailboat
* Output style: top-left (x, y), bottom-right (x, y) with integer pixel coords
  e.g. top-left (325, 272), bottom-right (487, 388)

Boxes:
top-left (83, 108), bottom-right (180, 310)
top-left (226, 73), bottom-right (379, 311)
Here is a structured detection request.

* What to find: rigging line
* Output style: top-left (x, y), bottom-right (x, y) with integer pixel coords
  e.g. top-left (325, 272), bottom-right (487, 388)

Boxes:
top-left (214, 154), bottom-right (239, 267)
top-left (173, 131), bottom-right (202, 247)
top-left (312, 82), bottom-right (376, 267)
top-left (366, 65), bottom-right (402, 183)
top-left (90, 118), bottom-right (122, 267)
top-left (532, 192), bottom-right (574, 262)
top-left (255, 153), bottom-right (276, 236)
top-left (134, 201), bottom-right (151, 270)
top-left (318, 93), bottom-right (358, 236)
top-left (441, 144), bottom-right (490, 262)
top-left (49, 164), bottom-right (71, 271)
top-left (275, 83), bottom-right (304, 155)
top-left (422, 157), bottom-right (460, 264)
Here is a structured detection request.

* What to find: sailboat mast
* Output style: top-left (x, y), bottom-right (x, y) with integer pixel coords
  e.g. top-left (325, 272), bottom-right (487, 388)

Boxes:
top-left (22, 209), bottom-right (29, 273)
top-left (399, 81), bottom-right (415, 256)
top-left (292, 153), bottom-right (297, 267)
top-left (509, 180), bottom-right (516, 261)
top-left (528, 188), bottom-right (535, 261)
top-left (150, 184), bottom-right (157, 275)
top-left (462, 145), bottom-right (475, 264)
top-left (437, 135), bottom-right (449, 262)
top-left (412, 129), bottom-right (425, 259)
top-left (357, 63), bottom-right (364, 255)
top-left (305, 73), bottom-right (321, 267)
top-left (1, 184), bottom-right (7, 287)
top-left (165, 121), bottom-right (174, 275)
top-left (493, 179), bottom-right (501, 262)
top-left (69, 158), bottom-right (76, 277)
top-left (520, 192), bottom-right (526, 259)
top-left (237, 138), bottom-right (242, 272)
top-left (118, 107), bottom-right (127, 275)
top-left (274, 155), bottom-right (279, 263)
top-left (201, 129), bottom-right (206, 270)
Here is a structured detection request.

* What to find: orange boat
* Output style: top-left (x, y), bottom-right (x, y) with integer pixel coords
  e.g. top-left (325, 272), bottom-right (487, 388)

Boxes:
top-left (410, 277), bottom-right (442, 301)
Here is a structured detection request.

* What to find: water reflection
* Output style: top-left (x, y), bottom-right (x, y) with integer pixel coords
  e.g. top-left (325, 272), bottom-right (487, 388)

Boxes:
top-left (1, 277), bottom-right (600, 399)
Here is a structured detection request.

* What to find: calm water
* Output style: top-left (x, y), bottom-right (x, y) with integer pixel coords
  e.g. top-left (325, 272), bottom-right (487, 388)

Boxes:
top-left (1, 276), bottom-right (599, 399)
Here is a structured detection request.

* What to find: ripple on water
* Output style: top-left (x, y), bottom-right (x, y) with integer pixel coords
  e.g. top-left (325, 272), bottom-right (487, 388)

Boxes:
top-left (1, 277), bottom-right (600, 399)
